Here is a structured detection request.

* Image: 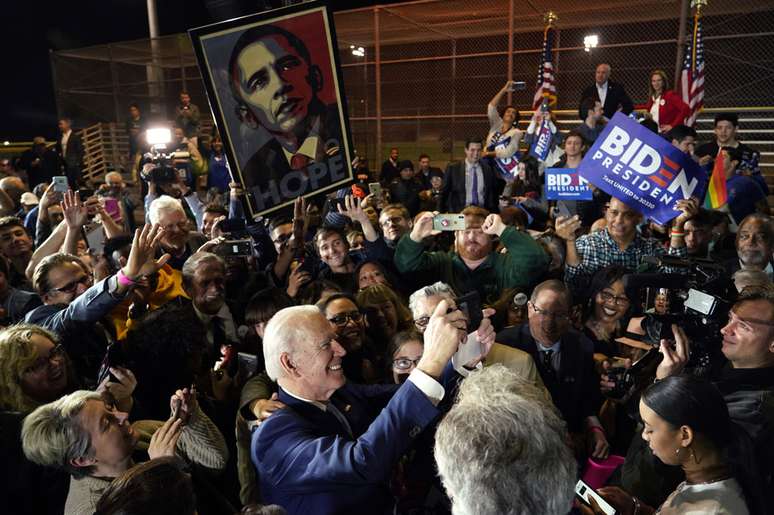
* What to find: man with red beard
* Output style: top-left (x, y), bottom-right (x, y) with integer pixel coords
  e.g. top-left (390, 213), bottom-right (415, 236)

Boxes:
top-left (394, 205), bottom-right (548, 303)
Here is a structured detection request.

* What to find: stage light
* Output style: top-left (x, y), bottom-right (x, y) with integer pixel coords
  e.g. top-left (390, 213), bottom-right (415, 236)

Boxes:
top-left (146, 128), bottom-right (171, 147)
top-left (2, 141), bottom-right (9, 146)
top-left (350, 45), bottom-right (365, 57)
top-left (584, 35), bottom-right (599, 52)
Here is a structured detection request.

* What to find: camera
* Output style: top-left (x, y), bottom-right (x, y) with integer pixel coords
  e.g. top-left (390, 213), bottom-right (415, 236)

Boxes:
top-left (623, 256), bottom-right (733, 377)
top-left (141, 127), bottom-right (190, 185)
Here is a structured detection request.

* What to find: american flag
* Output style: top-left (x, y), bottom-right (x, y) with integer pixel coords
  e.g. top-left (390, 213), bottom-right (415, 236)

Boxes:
top-left (680, 12), bottom-right (704, 126)
top-left (532, 25), bottom-right (557, 109)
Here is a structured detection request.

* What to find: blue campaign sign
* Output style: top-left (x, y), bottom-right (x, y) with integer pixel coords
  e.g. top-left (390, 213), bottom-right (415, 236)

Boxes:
top-left (544, 168), bottom-right (593, 200)
top-left (577, 113), bottom-right (708, 225)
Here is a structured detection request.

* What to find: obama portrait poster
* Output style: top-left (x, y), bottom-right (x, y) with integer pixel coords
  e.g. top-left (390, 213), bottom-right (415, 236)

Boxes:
top-left (190, 3), bottom-right (354, 219)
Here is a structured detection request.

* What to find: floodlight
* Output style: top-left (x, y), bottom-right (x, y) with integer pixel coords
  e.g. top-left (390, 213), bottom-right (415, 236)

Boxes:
top-left (146, 128), bottom-right (172, 147)
top-left (584, 35), bottom-right (599, 52)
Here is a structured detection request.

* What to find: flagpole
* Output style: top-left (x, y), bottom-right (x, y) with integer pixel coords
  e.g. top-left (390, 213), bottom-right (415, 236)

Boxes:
top-left (674, 0), bottom-right (689, 82)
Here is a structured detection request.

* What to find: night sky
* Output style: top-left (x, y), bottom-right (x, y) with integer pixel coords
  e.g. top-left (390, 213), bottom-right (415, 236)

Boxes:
top-left (0, 0), bottom-right (387, 141)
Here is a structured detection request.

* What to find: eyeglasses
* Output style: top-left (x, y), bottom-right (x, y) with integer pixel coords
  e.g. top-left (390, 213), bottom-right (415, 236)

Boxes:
top-left (599, 291), bottom-right (630, 306)
top-left (23, 344), bottom-right (65, 375)
top-left (392, 357), bottom-right (421, 371)
top-left (328, 311), bottom-right (363, 327)
top-left (50, 274), bottom-right (92, 294)
top-left (530, 303), bottom-right (570, 322)
top-left (413, 316), bottom-right (430, 329)
top-left (380, 217), bottom-right (405, 227)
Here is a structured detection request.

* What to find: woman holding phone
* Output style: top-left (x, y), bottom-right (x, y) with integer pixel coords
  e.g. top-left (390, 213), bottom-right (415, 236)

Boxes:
top-left (581, 375), bottom-right (762, 514)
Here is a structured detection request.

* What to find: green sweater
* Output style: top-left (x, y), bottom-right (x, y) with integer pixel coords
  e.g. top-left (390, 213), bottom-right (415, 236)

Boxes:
top-left (394, 226), bottom-right (549, 303)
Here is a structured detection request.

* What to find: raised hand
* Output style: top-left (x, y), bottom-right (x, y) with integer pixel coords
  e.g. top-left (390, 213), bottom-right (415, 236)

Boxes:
top-left (61, 190), bottom-right (88, 229)
top-left (554, 215), bottom-right (581, 242)
top-left (170, 386), bottom-right (198, 426)
top-left (409, 211), bottom-right (441, 243)
top-left (121, 224), bottom-right (170, 281)
top-left (418, 299), bottom-right (468, 379)
top-left (481, 214), bottom-right (506, 237)
top-left (147, 416), bottom-right (183, 459)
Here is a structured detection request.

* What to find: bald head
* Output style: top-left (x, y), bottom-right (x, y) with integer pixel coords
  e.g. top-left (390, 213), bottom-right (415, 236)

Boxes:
top-left (595, 64), bottom-right (611, 86)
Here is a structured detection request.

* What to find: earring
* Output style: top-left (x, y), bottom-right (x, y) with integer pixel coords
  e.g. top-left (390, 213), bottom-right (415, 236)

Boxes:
top-left (690, 447), bottom-right (698, 464)
top-left (674, 447), bottom-right (682, 456)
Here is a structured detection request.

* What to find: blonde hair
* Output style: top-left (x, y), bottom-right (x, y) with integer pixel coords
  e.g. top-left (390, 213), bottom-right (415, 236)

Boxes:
top-left (0, 324), bottom-right (65, 412)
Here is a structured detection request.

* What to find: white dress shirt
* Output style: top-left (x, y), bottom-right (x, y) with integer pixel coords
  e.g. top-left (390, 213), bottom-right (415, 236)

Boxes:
top-left (596, 81), bottom-right (608, 108)
top-left (61, 129), bottom-right (72, 157)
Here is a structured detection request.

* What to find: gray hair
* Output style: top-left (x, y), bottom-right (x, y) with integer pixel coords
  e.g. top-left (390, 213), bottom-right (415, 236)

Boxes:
top-left (435, 364), bottom-right (576, 515)
top-left (408, 281), bottom-right (455, 318)
top-left (148, 195), bottom-right (185, 225)
top-left (263, 305), bottom-right (321, 381)
top-left (21, 390), bottom-right (102, 478)
top-left (181, 251), bottom-right (225, 290)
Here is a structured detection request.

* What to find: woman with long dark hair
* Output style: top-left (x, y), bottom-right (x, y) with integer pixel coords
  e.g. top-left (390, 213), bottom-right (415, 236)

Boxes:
top-left (586, 375), bottom-right (762, 514)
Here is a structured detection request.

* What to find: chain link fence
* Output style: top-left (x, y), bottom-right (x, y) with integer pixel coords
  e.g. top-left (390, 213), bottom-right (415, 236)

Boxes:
top-left (51, 0), bottom-right (774, 172)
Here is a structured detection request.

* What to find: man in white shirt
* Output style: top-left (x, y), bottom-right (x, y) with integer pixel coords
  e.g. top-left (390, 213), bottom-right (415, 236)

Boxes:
top-left (56, 117), bottom-right (84, 187)
top-left (578, 63), bottom-right (634, 121)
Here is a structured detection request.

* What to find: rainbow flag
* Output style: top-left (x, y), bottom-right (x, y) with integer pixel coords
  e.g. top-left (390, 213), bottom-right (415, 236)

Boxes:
top-left (704, 148), bottom-right (728, 208)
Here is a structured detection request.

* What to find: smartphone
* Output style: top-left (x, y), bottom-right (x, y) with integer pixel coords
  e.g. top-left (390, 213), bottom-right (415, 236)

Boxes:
top-left (368, 182), bottom-right (382, 198)
top-left (103, 198), bottom-right (121, 222)
top-left (237, 352), bottom-right (258, 381)
top-left (216, 239), bottom-right (252, 257)
top-left (509, 80), bottom-right (527, 91)
top-left (96, 342), bottom-right (128, 386)
top-left (455, 290), bottom-right (483, 332)
top-left (77, 188), bottom-right (94, 199)
top-left (433, 213), bottom-right (466, 231)
top-left (554, 201), bottom-right (572, 220)
top-left (82, 224), bottom-right (106, 254)
top-left (52, 176), bottom-right (68, 193)
top-left (575, 479), bottom-right (617, 515)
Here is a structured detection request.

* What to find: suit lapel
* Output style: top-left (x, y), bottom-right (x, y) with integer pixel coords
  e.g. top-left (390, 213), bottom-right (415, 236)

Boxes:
top-left (277, 387), bottom-right (351, 439)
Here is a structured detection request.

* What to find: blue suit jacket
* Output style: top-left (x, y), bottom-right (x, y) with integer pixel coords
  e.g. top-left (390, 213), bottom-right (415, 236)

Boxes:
top-left (252, 370), bottom-right (455, 515)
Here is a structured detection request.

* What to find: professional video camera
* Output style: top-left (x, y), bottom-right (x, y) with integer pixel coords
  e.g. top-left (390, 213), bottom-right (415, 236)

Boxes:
top-left (140, 128), bottom-right (190, 185)
top-left (605, 256), bottom-right (734, 400)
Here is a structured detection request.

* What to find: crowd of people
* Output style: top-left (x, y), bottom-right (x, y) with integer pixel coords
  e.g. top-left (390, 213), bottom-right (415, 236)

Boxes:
top-left (0, 61), bottom-right (772, 515)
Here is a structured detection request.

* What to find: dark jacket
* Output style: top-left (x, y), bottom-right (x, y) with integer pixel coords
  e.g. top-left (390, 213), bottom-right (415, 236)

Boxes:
top-left (388, 177), bottom-right (423, 216)
top-left (253, 366), bottom-right (458, 515)
top-left (496, 323), bottom-right (601, 433)
top-left (578, 80), bottom-right (634, 120)
top-left (440, 160), bottom-right (500, 213)
top-left (394, 226), bottom-right (549, 304)
top-left (241, 101), bottom-right (344, 215)
top-left (55, 131), bottom-right (84, 170)
top-left (24, 276), bottom-right (127, 386)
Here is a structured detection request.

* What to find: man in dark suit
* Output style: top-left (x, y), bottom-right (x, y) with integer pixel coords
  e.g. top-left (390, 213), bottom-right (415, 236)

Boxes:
top-left (441, 138), bottom-right (500, 213)
top-left (229, 24), bottom-right (348, 215)
top-left (252, 301), bottom-right (484, 515)
top-left (496, 279), bottom-right (609, 459)
top-left (55, 118), bottom-right (84, 187)
top-left (578, 63), bottom-right (634, 121)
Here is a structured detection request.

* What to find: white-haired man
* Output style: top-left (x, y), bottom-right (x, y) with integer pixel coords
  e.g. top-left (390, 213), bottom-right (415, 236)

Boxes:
top-left (409, 281), bottom-right (545, 388)
top-left (435, 364), bottom-right (576, 515)
top-left (252, 302), bottom-right (493, 515)
top-left (147, 195), bottom-right (206, 270)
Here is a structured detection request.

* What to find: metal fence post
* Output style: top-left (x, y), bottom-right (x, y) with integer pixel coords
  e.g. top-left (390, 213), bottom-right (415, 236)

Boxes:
top-left (674, 0), bottom-right (689, 84)
top-left (374, 7), bottom-right (382, 169)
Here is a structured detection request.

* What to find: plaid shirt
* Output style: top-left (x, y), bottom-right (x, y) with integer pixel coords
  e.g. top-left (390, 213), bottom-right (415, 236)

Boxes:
top-left (564, 228), bottom-right (686, 293)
